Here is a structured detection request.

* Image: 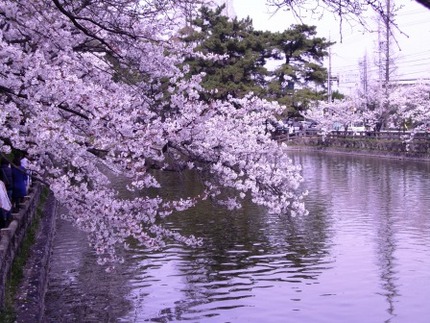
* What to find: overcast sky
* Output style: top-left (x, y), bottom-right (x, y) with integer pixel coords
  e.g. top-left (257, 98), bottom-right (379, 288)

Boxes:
top-left (232, 0), bottom-right (430, 93)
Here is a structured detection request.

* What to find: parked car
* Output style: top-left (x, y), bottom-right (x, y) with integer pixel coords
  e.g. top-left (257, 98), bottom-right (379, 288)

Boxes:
top-left (269, 120), bottom-right (291, 135)
top-left (298, 120), bottom-right (318, 130)
top-left (285, 119), bottom-right (303, 133)
top-left (332, 122), bottom-right (345, 132)
top-left (350, 122), bottom-right (366, 132)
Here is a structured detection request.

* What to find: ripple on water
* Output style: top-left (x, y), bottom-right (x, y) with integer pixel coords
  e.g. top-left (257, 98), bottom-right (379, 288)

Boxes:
top-left (45, 153), bottom-right (430, 323)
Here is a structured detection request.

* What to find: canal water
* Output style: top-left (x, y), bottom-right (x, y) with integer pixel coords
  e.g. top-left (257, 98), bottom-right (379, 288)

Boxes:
top-left (44, 151), bottom-right (430, 323)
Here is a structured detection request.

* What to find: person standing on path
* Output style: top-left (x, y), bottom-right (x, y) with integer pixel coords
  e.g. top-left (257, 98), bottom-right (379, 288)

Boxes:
top-left (20, 153), bottom-right (31, 193)
top-left (11, 155), bottom-right (28, 213)
top-left (0, 179), bottom-right (12, 228)
top-left (0, 158), bottom-right (13, 226)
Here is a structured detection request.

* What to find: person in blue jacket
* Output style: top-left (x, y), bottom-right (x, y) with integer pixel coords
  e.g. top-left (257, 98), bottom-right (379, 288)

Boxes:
top-left (11, 155), bottom-right (28, 212)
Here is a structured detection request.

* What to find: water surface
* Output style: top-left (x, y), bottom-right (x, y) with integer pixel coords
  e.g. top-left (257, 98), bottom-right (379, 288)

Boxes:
top-left (45, 152), bottom-right (430, 322)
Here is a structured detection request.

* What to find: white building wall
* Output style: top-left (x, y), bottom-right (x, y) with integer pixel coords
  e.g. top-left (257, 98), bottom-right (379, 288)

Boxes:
top-left (211, 0), bottom-right (236, 18)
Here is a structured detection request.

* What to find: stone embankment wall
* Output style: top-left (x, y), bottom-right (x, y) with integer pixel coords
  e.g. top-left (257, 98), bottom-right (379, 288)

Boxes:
top-left (13, 190), bottom-right (57, 323)
top-left (0, 184), bottom-right (42, 310)
top-left (286, 135), bottom-right (430, 160)
top-left (0, 183), bottom-right (57, 323)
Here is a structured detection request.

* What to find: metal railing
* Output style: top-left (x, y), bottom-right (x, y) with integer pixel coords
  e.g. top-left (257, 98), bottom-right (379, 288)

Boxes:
top-left (273, 129), bottom-right (430, 141)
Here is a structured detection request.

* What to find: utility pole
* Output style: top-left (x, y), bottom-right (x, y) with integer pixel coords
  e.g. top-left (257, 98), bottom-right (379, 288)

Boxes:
top-left (328, 44), bottom-right (332, 102)
top-left (384, 0), bottom-right (391, 94)
top-left (376, 0), bottom-right (394, 92)
top-left (377, 22), bottom-right (383, 91)
top-left (327, 43), bottom-right (339, 102)
top-left (374, 0), bottom-right (396, 130)
top-left (359, 52), bottom-right (368, 95)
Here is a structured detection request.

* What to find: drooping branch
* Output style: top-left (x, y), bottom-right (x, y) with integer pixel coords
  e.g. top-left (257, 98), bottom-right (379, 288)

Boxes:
top-left (0, 0), bottom-right (308, 266)
top-left (265, 0), bottom-right (399, 40)
top-left (51, 0), bottom-right (118, 56)
top-left (57, 102), bottom-right (91, 120)
top-left (415, 0), bottom-right (430, 10)
top-left (267, 0), bottom-right (385, 17)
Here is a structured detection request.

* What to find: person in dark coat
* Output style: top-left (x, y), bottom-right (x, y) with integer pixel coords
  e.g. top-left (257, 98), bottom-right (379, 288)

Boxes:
top-left (0, 158), bottom-right (12, 190)
top-left (11, 156), bottom-right (27, 212)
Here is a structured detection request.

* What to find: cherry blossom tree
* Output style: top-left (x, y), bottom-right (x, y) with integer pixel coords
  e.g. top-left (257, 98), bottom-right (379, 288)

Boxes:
top-left (302, 96), bottom-right (365, 135)
top-left (360, 82), bottom-right (389, 131)
top-left (0, 0), bottom-right (307, 266)
top-left (388, 82), bottom-right (430, 131)
top-left (352, 81), bottom-right (430, 133)
top-left (304, 81), bottom-right (430, 136)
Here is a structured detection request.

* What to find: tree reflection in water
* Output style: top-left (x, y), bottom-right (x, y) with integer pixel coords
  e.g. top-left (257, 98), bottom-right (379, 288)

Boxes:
top-left (45, 152), bottom-right (430, 323)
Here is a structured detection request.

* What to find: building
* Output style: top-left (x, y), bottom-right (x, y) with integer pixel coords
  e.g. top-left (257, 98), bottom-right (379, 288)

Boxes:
top-left (212, 0), bottom-right (236, 18)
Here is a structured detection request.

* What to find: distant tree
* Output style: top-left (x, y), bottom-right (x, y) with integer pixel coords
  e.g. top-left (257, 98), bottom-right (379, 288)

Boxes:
top-left (303, 81), bottom-right (430, 136)
top-left (332, 90), bottom-right (345, 101)
top-left (303, 96), bottom-right (364, 135)
top-left (181, 7), bottom-right (331, 115)
top-left (267, 24), bottom-right (333, 114)
top-left (180, 6), bottom-right (269, 101)
top-left (382, 82), bottom-right (430, 131)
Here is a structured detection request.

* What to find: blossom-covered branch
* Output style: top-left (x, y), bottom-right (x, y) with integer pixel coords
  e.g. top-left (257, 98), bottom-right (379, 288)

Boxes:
top-left (0, 0), bottom-right (306, 266)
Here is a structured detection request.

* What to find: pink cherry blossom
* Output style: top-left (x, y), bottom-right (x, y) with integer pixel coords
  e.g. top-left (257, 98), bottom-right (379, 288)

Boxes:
top-left (0, 0), bottom-right (307, 266)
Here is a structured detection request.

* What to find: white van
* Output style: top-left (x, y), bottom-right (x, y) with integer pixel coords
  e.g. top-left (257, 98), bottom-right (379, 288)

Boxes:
top-left (350, 122), bottom-right (366, 132)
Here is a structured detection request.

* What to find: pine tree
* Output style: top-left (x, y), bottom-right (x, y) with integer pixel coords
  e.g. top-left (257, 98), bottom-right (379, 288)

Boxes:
top-left (180, 6), bottom-right (269, 101)
top-left (180, 6), bottom-right (332, 115)
top-left (267, 24), bottom-right (333, 115)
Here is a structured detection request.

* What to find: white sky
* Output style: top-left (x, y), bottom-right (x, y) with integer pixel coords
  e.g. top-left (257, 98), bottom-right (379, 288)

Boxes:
top-left (232, 0), bottom-right (430, 93)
